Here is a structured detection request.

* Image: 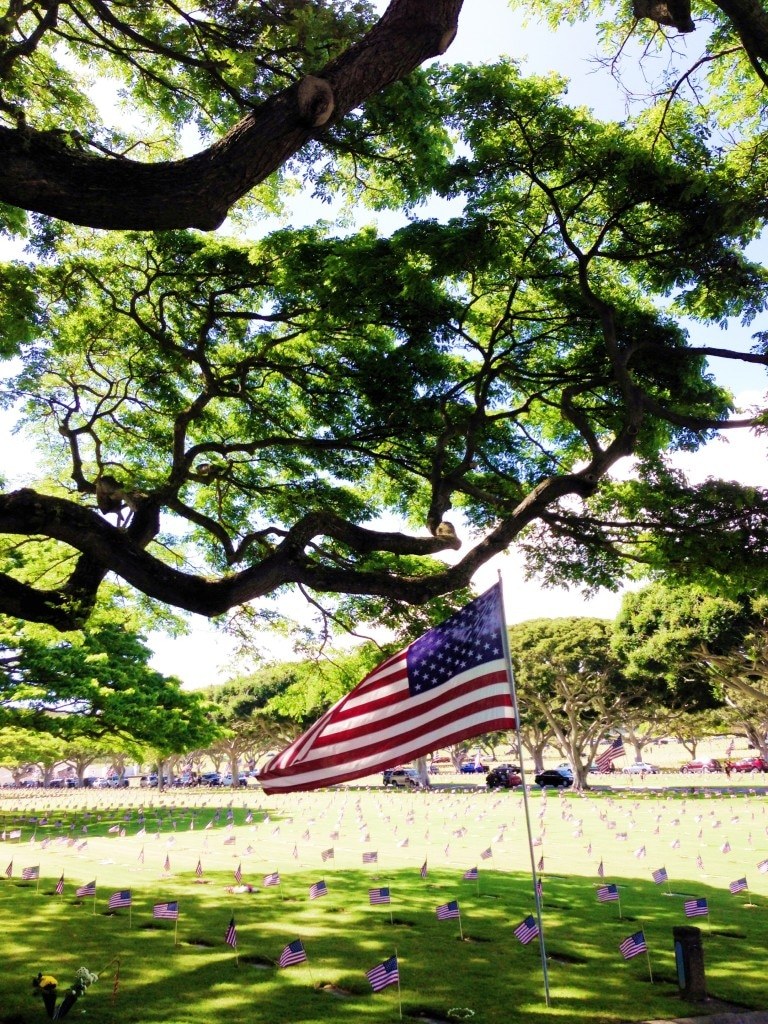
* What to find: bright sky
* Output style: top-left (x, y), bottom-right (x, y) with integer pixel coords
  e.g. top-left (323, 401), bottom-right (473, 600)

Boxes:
top-left (1, 0), bottom-right (766, 687)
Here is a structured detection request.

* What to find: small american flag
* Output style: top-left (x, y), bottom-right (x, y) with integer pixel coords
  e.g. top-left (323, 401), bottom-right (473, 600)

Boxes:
top-left (108, 890), bottom-right (132, 910)
top-left (264, 871), bottom-right (280, 887)
top-left (463, 867), bottom-right (479, 881)
top-left (108, 825), bottom-right (120, 834)
top-left (195, 860), bottom-right (203, 877)
top-left (234, 863), bottom-right (242, 884)
top-left (225, 917), bottom-right (237, 948)
top-left (245, 812), bottom-right (253, 823)
top-left (366, 955), bottom-right (399, 992)
top-left (684, 898), bottom-right (708, 918)
top-left (480, 847), bottom-right (492, 860)
top-left (55, 875), bottom-right (64, 895)
top-left (223, 836), bottom-right (236, 846)
top-left (597, 884), bottom-right (619, 902)
top-left (652, 867), bottom-right (668, 885)
top-left (436, 900), bottom-right (460, 920)
top-left (278, 939), bottom-right (307, 967)
top-left (309, 879), bottom-right (328, 900)
top-left (514, 915), bottom-right (539, 945)
top-left (153, 901), bottom-right (179, 920)
top-left (163, 854), bottom-right (171, 872)
top-left (729, 877), bottom-right (748, 894)
top-left (4, 861), bottom-right (12, 878)
top-left (369, 887), bottom-right (391, 905)
top-left (321, 848), bottom-right (334, 862)
top-left (363, 852), bottom-right (378, 864)
top-left (537, 855), bottom-right (544, 871)
top-left (22, 866), bottom-right (39, 880)
top-left (619, 931), bottom-right (647, 960)
top-left (76, 880), bottom-right (96, 897)
top-left (597, 860), bottom-right (605, 877)
top-left (420, 860), bottom-right (428, 879)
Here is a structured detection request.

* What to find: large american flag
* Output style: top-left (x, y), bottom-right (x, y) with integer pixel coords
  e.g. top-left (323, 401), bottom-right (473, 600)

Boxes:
top-left (309, 880), bottom-right (328, 900)
top-left (369, 887), bottom-right (391, 905)
top-left (597, 884), bottom-right (619, 902)
top-left (595, 736), bottom-right (625, 772)
top-left (258, 585), bottom-right (514, 793)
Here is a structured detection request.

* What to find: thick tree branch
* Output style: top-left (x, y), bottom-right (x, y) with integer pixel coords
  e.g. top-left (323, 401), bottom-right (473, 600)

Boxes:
top-left (0, 0), bottom-right (462, 230)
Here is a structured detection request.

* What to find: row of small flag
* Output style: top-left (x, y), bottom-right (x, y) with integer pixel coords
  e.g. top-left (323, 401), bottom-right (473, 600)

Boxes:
top-left (597, 884), bottom-right (712, 918)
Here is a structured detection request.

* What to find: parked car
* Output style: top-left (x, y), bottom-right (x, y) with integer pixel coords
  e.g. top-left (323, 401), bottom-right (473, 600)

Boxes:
top-left (460, 761), bottom-right (488, 774)
top-left (726, 757), bottom-right (768, 773)
top-left (221, 773), bottom-right (248, 787)
top-left (622, 761), bottom-right (659, 774)
top-left (486, 765), bottom-right (523, 789)
top-left (534, 768), bottom-right (573, 788)
top-left (199, 772), bottom-right (222, 786)
top-left (382, 767), bottom-right (422, 788)
top-left (680, 759), bottom-right (722, 773)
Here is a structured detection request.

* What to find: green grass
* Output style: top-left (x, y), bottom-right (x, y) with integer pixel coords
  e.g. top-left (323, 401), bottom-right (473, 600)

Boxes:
top-left (0, 786), bottom-right (766, 1024)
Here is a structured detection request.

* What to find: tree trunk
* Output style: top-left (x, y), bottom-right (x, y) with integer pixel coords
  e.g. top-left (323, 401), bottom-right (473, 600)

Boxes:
top-left (0, 0), bottom-right (463, 230)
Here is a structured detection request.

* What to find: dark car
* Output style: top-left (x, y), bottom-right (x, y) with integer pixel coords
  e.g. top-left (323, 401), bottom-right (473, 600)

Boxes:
top-left (727, 756), bottom-right (768, 773)
top-left (534, 768), bottom-right (573, 789)
top-left (382, 767), bottom-right (422, 788)
top-left (460, 761), bottom-right (488, 774)
top-left (680, 759), bottom-right (722, 773)
top-left (199, 772), bottom-right (222, 786)
top-left (486, 765), bottom-right (522, 789)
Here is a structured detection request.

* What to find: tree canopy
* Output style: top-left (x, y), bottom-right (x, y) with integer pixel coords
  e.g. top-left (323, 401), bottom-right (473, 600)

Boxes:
top-left (1, 57), bottom-right (766, 633)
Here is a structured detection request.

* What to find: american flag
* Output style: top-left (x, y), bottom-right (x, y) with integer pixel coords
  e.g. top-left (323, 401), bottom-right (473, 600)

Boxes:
top-left (22, 866), bottom-right (39, 880)
top-left (264, 872), bottom-right (280, 887)
top-left (153, 901), bottom-right (179, 920)
top-left (597, 884), bottom-right (619, 902)
top-left (76, 880), bottom-right (96, 897)
top-left (55, 875), bottom-right (64, 895)
top-left (758, 858), bottom-right (768, 874)
top-left (309, 880), bottom-right (328, 900)
top-left (234, 864), bottom-right (242, 884)
top-left (278, 939), bottom-right (307, 967)
top-left (652, 867), bottom-right (668, 885)
top-left (436, 900), bottom-right (460, 920)
top-left (363, 852), bottom-right (378, 864)
top-left (4, 861), bottom-right (11, 878)
top-left (480, 847), bottom-right (493, 860)
top-left (163, 854), bottom-right (171, 872)
top-left (366, 955), bottom-right (399, 992)
top-left (258, 585), bottom-right (514, 792)
top-left (321, 848), bottom-right (334, 862)
top-left (369, 887), bottom-right (391, 905)
top-left (597, 860), bottom-right (605, 877)
top-left (513, 915), bottom-right (539, 945)
top-left (225, 917), bottom-right (237, 948)
top-left (108, 890), bottom-right (132, 910)
top-left (619, 931), bottom-right (647, 960)
top-left (729, 877), bottom-right (748, 894)
top-left (463, 867), bottom-right (479, 881)
top-left (420, 860), bottom-right (428, 879)
top-left (684, 898), bottom-right (708, 917)
top-left (108, 825), bottom-right (120, 834)
top-left (596, 736), bottom-right (625, 772)
top-left (195, 860), bottom-right (203, 878)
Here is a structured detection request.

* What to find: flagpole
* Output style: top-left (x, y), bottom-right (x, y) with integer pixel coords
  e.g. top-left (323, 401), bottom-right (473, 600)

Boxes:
top-left (497, 572), bottom-right (551, 1007)
top-left (394, 947), bottom-right (403, 1021)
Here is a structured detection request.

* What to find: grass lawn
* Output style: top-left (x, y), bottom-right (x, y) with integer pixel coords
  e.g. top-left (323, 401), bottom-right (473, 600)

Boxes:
top-left (0, 784), bottom-right (766, 1024)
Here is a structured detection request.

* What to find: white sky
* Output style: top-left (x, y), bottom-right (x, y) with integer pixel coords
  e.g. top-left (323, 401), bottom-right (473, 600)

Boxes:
top-left (1, 0), bottom-right (767, 687)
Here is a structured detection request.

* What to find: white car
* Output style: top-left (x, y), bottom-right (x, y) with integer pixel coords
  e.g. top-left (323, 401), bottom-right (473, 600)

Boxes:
top-left (622, 761), bottom-right (659, 774)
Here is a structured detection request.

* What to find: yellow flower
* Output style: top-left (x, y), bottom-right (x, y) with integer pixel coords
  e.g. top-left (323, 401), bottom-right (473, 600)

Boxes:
top-left (36, 975), bottom-right (58, 990)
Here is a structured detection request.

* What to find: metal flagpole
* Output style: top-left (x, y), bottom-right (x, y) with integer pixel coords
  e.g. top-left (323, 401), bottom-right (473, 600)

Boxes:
top-left (497, 572), bottom-right (551, 1006)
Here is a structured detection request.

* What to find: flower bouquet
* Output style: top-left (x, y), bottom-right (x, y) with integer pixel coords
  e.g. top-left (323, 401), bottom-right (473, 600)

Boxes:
top-left (33, 968), bottom-right (98, 1019)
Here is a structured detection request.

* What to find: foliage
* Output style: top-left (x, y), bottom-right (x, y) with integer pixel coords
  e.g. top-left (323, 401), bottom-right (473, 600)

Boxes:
top-left (0, 60), bottom-right (765, 635)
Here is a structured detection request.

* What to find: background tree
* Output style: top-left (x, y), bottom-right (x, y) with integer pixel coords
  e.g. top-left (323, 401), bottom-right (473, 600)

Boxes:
top-left (507, 617), bottom-right (636, 789)
top-left (0, 726), bottom-right (62, 785)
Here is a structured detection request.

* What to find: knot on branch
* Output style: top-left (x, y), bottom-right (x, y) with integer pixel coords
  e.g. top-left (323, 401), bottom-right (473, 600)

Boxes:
top-left (632, 0), bottom-right (695, 32)
top-left (297, 76), bottom-right (335, 127)
top-left (433, 520), bottom-right (461, 550)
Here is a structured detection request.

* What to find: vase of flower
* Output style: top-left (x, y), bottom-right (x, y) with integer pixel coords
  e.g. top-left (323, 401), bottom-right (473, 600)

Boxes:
top-left (53, 992), bottom-right (78, 1020)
